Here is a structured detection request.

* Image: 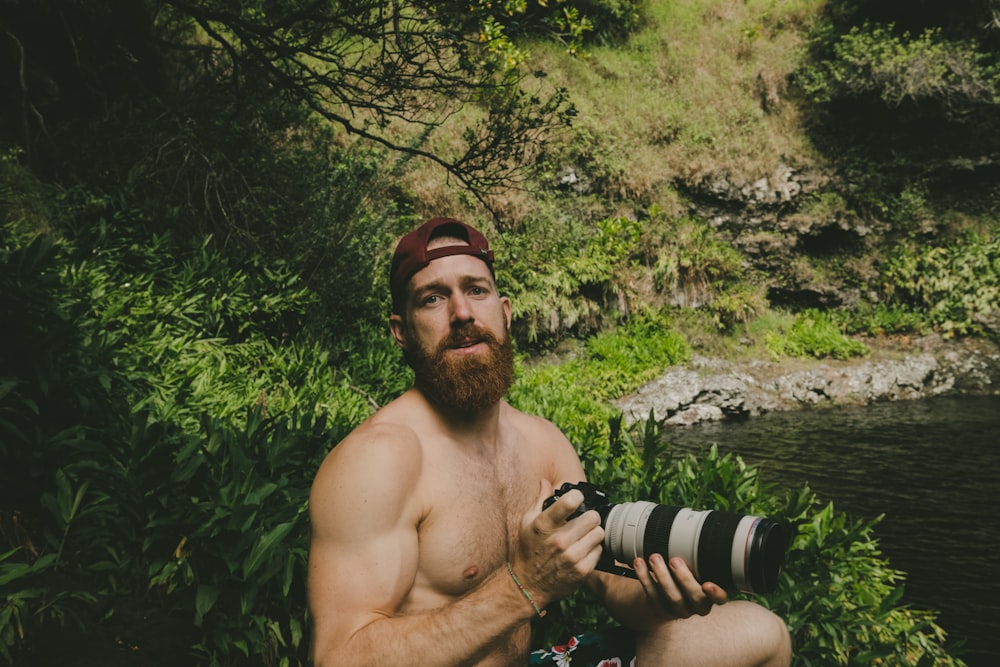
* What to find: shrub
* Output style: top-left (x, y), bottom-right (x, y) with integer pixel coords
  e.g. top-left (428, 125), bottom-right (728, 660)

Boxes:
top-left (799, 23), bottom-right (998, 108)
top-left (765, 309), bottom-right (870, 359)
top-left (531, 417), bottom-right (965, 666)
top-left (509, 311), bottom-right (689, 444)
top-left (882, 232), bottom-right (1000, 337)
top-left (1, 202), bottom-right (368, 665)
top-left (835, 302), bottom-right (930, 337)
top-left (501, 215), bottom-right (644, 345)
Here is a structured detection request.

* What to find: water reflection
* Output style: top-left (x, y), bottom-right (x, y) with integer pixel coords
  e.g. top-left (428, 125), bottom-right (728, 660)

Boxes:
top-left (662, 395), bottom-right (1000, 666)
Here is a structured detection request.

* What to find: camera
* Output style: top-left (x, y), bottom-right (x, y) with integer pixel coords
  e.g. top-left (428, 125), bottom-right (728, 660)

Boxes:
top-left (542, 481), bottom-right (790, 595)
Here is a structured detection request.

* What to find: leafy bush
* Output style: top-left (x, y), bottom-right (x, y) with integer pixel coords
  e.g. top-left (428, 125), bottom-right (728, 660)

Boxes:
top-left (501, 215), bottom-right (644, 344)
top-left (643, 210), bottom-right (768, 332)
top-left (765, 309), bottom-right (870, 359)
top-left (882, 232), bottom-right (1000, 337)
top-left (648, 214), bottom-right (746, 302)
top-left (509, 311), bottom-right (689, 444)
top-left (581, 312), bottom-right (691, 399)
top-left (1, 196), bottom-right (372, 665)
top-left (835, 302), bottom-right (931, 337)
top-left (800, 23), bottom-right (999, 108)
top-left (459, 0), bottom-right (641, 54)
top-left (530, 417), bottom-right (966, 666)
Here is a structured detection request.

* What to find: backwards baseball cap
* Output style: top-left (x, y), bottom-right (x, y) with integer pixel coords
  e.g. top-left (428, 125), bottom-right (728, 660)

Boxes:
top-left (390, 217), bottom-right (495, 313)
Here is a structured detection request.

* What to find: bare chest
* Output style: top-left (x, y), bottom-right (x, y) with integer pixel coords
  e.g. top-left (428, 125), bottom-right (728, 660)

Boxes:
top-left (405, 447), bottom-right (542, 607)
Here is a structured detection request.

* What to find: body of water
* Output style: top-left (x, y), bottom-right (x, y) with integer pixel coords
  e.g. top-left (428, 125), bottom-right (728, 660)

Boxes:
top-left (662, 394), bottom-right (1000, 666)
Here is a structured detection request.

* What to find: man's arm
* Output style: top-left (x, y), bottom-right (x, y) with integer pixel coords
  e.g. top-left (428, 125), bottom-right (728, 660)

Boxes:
top-left (307, 423), bottom-right (603, 667)
top-left (531, 416), bottom-right (728, 631)
top-left (586, 557), bottom-right (727, 631)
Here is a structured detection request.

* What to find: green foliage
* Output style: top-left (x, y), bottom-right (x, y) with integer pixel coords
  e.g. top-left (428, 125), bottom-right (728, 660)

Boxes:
top-left (765, 309), bottom-right (870, 360)
top-left (531, 417), bottom-right (964, 665)
top-left (0, 181), bottom-right (371, 664)
top-left (501, 215), bottom-right (643, 344)
top-left (835, 302), bottom-right (931, 337)
top-left (773, 500), bottom-right (964, 666)
top-left (882, 232), bottom-right (1000, 337)
top-left (332, 323), bottom-right (415, 410)
top-left (643, 210), bottom-right (768, 332)
top-left (139, 408), bottom-right (339, 667)
top-left (800, 22), bottom-right (1000, 107)
top-left (706, 283), bottom-right (772, 333)
top-left (648, 214), bottom-right (748, 297)
top-left (581, 313), bottom-right (690, 399)
top-left (509, 359), bottom-right (618, 447)
top-left (509, 312), bottom-right (689, 444)
top-left (460, 0), bottom-right (641, 54)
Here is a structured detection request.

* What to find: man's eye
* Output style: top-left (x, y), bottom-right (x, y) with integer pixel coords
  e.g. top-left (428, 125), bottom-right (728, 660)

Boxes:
top-left (423, 294), bottom-right (441, 305)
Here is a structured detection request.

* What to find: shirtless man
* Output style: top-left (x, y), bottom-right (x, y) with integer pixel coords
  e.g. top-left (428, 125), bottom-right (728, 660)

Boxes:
top-left (307, 217), bottom-right (792, 666)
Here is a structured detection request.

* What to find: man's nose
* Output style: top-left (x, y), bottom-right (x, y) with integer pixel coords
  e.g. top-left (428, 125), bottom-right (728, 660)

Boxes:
top-left (450, 293), bottom-right (474, 323)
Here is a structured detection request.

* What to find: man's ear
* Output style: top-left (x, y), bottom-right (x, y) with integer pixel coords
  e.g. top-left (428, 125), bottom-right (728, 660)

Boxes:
top-left (501, 296), bottom-right (512, 331)
top-left (389, 314), bottom-right (408, 350)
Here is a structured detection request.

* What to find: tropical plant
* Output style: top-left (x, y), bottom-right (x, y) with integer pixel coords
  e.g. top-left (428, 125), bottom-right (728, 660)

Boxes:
top-left (765, 309), bottom-right (870, 360)
top-left (529, 416), bottom-right (966, 666)
top-left (882, 232), bottom-right (1000, 337)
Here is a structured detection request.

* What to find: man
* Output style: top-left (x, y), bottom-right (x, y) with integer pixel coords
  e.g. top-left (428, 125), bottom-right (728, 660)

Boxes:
top-left (307, 217), bottom-right (792, 666)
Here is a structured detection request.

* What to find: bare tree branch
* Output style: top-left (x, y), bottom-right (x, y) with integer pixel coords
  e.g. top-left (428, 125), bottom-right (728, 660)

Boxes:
top-left (161, 0), bottom-right (573, 220)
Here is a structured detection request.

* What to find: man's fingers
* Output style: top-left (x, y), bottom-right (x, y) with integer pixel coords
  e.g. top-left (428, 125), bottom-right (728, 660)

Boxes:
top-left (701, 580), bottom-right (729, 606)
top-left (539, 478), bottom-right (554, 503)
top-left (638, 555), bottom-right (720, 618)
top-left (537, 485), bottom-right (587, 525)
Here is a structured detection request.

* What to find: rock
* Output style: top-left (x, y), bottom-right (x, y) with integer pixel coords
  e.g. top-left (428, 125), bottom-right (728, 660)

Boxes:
top-left (666, 404), bottom-right (725, 425)
top-left (615, 336), bottom-right (1000, 427)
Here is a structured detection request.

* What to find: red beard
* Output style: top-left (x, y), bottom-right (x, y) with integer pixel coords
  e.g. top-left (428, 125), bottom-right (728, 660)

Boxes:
top-left (406, 323), bottom-right (515, 415)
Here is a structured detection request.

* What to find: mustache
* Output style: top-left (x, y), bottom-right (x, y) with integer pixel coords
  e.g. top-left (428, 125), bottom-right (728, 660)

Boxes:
top-left (438, 324), bottom-right (502, 351)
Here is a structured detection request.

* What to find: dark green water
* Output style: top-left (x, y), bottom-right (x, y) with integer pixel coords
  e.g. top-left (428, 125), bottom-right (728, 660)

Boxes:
top-left (662, 394), bottom-right (1000, 666)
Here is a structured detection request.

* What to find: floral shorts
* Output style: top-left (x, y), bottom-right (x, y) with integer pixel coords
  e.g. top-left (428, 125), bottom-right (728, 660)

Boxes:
top-left (529, 628), bottom-right (636, 667)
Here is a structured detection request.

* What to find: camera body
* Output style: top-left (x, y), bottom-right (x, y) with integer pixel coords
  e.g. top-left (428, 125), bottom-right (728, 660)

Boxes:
top-left (542, 481), bottom-right (635, 578)
top-left (543, 481), bottom-right (790, 595)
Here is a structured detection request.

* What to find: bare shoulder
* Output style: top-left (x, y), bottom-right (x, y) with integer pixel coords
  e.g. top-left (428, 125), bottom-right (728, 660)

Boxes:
top-left (502, 402), bottom-right (586, 482)
top-left (505, 405), bottom-right (568, 444)
top-left (309, 408), bottom-right (427, 531)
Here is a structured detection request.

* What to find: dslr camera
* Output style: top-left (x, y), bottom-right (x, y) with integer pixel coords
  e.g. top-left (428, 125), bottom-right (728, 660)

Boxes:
top-left (543, 481), bottom-right (790, 595)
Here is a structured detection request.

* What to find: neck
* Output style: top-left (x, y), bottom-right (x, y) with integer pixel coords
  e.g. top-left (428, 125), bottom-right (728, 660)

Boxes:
top-left (415, 386), bottom-right (505, 439)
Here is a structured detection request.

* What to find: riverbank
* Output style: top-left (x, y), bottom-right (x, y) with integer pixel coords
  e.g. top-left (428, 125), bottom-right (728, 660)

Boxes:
top-left (615, 334), bottom-right (1000, 426)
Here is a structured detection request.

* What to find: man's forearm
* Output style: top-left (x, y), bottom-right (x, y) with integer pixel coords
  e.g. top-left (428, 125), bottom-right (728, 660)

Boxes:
top-left (314, 568), bottom-right (538, 667)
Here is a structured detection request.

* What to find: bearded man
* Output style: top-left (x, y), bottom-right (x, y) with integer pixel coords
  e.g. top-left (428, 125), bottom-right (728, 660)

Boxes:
top-left (307, 218), bottom-right (792, 666)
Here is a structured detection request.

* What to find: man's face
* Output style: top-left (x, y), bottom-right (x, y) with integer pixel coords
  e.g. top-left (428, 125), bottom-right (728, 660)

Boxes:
top-left (390, 250), bottom-right (514, 414)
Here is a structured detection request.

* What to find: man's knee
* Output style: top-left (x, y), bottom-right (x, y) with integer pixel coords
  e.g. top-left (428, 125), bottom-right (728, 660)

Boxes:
top-left (714, 600), bottom-right (790, 667)
top-left (749, 602), bottom-right (792, 666)
top-left (636, 601), bottom-right (791, 667)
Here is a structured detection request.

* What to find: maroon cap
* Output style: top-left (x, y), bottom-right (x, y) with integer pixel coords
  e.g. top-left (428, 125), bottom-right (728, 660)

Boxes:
top-left (390, 217), bottom-right (495, 313)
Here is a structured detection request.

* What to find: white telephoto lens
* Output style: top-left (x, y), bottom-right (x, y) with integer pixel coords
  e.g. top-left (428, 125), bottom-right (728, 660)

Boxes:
top-left (667, 508), bottom-right (711, 581)
top-left (605, 501), bottom-right (655, 561)
top-left (730, 515), bottom-right (761, 593)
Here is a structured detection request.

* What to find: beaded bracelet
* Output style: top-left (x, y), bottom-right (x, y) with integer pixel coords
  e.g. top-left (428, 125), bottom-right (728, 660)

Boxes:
top-left (505, 562), bottom-right (546, 618)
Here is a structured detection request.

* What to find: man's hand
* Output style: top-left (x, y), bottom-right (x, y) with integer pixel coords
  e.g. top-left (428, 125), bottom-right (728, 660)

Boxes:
top-left (632, 553), bottom-right (728, 619)
top-left (509, 480), bottom-right (605, 608)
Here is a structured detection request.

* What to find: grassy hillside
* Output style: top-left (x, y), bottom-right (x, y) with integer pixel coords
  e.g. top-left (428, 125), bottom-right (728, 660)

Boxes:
top-left (394, 0), bottom-right (998, 350)
top-left (400, 0), bottom-right (820, 217)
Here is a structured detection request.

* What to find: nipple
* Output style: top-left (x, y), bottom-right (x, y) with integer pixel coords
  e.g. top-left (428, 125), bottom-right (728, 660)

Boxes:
top-left (462, 565), bottom-right (480, 581)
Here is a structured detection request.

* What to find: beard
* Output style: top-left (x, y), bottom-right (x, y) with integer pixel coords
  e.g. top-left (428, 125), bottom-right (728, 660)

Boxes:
top-left (405, 322), bottom-right (515, 415)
